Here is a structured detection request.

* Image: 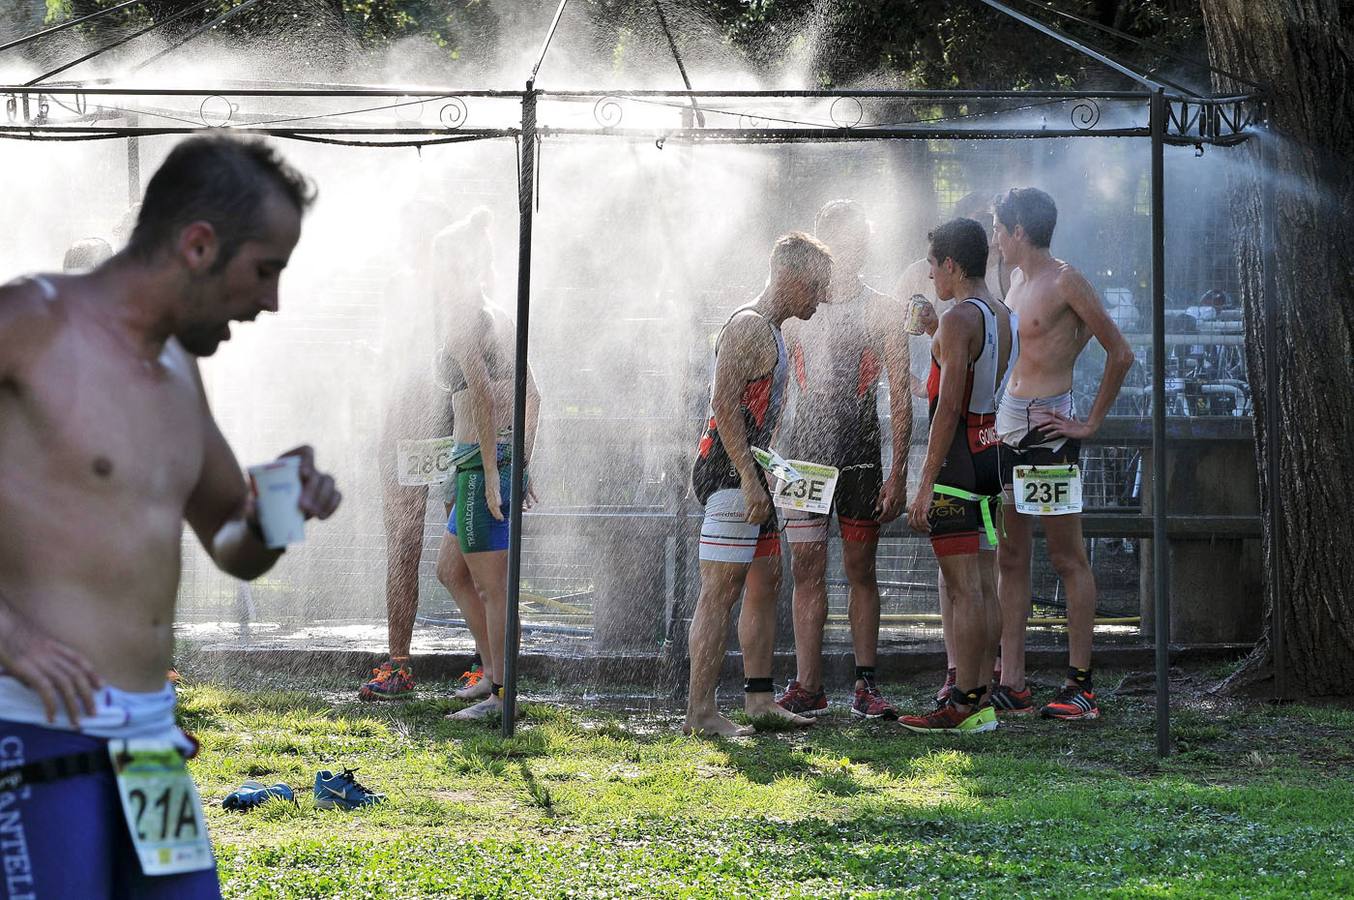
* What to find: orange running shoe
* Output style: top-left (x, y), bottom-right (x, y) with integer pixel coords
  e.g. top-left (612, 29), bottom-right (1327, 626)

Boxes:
top-left (358, 660), bottom-right (416, 701)
top-left (1040, 684), bottom-right (1099, 720)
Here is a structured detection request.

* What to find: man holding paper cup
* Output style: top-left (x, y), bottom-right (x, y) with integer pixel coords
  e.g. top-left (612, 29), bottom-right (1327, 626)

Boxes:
top-left (0, 135), bottom-right (338, 897)
top-left (898, 218), bottom-right (1016, 735)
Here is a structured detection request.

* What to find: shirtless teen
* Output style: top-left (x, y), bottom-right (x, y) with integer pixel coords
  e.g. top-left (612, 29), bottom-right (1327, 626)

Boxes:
top-left (990, 188), bottom-right (1132, 720)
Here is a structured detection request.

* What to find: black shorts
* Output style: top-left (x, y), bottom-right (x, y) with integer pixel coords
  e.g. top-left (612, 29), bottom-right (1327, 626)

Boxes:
top-left (927, 417), bottom-right (1002, 557)
top-left (999, 438), bottom-right (1082, 488)
top-left (783, 456), bottom-right (883, 544)
top-left (928, 449), bottom-right (1003, 556)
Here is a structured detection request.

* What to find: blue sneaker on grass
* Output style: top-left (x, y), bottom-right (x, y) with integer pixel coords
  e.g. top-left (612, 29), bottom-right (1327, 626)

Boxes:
top-left (222, 781), bottom-right (295, 810)
top-left (314, 769), bottom-right (386, 810)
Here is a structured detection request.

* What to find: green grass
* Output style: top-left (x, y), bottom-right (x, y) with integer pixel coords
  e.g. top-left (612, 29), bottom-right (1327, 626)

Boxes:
top-left (178, 666), bottom-right (1354, 898)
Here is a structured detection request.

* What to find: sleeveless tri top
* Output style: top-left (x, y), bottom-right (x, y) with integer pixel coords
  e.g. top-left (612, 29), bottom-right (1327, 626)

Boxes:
top-left (782, 279), bottom-right (887, 463)
top-left (926, 298), bottom-right (1019, 455)
top-left (691, 307), bottom-right (788, 504)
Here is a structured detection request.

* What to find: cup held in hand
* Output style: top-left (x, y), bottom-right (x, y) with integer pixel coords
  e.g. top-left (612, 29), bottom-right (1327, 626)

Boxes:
top-left (248, 457), bottom-right (305, 549)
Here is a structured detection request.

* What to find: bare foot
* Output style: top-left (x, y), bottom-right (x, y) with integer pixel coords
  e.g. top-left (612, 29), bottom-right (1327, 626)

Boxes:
top-left (744, 694), bottom-right (815, 728)
top-left (454, 677), bottom-right (493, 700)
top-left (681, 712), bottom-right (754, 737)
top-left (447, 695), bottom-right (502, 721)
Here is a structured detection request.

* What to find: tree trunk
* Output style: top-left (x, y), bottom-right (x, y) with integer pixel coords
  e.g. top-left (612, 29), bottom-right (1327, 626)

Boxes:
top-left (1199, 0), bottom-right (1354, 694)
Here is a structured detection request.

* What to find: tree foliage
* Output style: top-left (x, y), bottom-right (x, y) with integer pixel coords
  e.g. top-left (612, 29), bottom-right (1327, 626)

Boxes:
top-left (20, 1), bottom-right (1209, 90)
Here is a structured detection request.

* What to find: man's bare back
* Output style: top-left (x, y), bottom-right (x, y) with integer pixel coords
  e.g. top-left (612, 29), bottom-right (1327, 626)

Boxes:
top-left (1003, 259), bottom-right (1092, 399)
top-left (0, 276), bottom-right (219, 693)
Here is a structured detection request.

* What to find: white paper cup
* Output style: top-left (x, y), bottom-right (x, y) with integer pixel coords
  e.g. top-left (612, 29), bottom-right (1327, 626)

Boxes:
top-left (248, 457), bottom-right (305, 549)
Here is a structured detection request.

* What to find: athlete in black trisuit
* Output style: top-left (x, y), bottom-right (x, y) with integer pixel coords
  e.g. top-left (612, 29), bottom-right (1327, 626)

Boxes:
top-left (775, 200), bottom-right (912, 720)
top-left (899, 218), bottom-right (1018, 734)
top-left (897, 191), bottom-right (1009, 705)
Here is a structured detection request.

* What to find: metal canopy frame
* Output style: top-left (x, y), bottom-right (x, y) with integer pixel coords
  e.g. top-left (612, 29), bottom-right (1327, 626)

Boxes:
top-left (0, 0), bottom-right (1273, 755)
top-left (0, 85), bottom-right (1257, 146)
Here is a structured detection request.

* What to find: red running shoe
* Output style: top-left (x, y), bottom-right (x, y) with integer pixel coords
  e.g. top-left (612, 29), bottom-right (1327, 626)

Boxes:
top-left (1040, 684), bottom-right (1099, 720)
top-left (989, 684), bottom-right (1035, 714)
top-left (899, 703), bottom-right (998, 734)
top-left (851, 683), bottom-right (898, 720)
top-left (776, 680), bottom-right (829, 717)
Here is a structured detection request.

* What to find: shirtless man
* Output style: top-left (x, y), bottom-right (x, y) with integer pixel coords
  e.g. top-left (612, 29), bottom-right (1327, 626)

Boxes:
top-left (684, 233), bottom-right (831, 737)
top-left (897, 218), bottom-right (1016, 734)
top-left (774, 200), bottom-right (911, 721)
top-left (896, 191), bottom-right (1007, 705)
top-left (433, 209), bottom-right (541, 722)
top-left (990, 187), bottom-right (1133, 719)
top-left (0, 135), bottom-right (339, 897)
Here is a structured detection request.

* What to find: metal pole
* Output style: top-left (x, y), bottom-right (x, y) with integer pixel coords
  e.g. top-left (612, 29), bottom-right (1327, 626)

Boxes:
top-left (976, 0), bottom-right (1178, 93)
top-left (0, 0), bottom-right (147, 57)
top-left (502, 83), bottom-right (537, 738)
top-left (1150, 88), bottom-right (1171, 757)
top-left (126, 114), bottom-right (140, 206)
top-left (1260, 126), bottom-right (1286, 700)
top-left (530, 0), bottom-right (571, 84)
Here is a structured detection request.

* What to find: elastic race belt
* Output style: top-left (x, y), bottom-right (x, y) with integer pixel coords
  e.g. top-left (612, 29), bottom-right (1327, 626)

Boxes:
top-left (0, 748), bottom-right (113, 793)
top-left (933, 483), bottom-right (1002, 547)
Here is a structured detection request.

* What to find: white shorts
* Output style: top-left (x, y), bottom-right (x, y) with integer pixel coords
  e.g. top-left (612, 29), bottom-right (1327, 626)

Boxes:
top-left (0, 674), bottom-right (195, 754)
top-left (698, 488), bottom-right (782, 564)
top-left (995, 389), bottom-right (1074, 452)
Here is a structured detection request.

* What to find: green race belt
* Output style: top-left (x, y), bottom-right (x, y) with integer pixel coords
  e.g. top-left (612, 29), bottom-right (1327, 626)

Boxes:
top-left (932, 484), bottom-right (1002, 547)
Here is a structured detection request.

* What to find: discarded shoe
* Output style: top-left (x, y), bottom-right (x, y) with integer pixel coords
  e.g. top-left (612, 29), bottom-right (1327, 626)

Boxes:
top-left (314, 769), bottom-right (386, 810)
top-left (222, 781), bottom-right (295, 810)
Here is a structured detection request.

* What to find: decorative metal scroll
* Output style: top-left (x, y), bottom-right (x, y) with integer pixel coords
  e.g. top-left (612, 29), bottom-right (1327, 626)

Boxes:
top-left (593, 96), bottom-right (623, 128)
top-left (1165, 97), bottom-right (1258, 143)
top-left (1215, 99), bottom-right (1257, 138)
top-left (438, 97), bottom-right (468, 129)
top-left (199, 95), bottom-right (235, 128)
top-left (829, 96), bottom-right (864, 128)
top-left (1070, 99), bottom-right (1101, 130)
top-left (735, 113), bottom-right (768, 130)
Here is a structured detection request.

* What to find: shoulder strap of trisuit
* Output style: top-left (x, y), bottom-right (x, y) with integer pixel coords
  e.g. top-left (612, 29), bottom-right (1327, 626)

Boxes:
top-left (29, 275), bottom-right (58, 301)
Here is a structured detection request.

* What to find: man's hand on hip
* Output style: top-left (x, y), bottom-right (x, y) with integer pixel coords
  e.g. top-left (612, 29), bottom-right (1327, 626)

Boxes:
top-left (0, 610), bottom-right (101, 726)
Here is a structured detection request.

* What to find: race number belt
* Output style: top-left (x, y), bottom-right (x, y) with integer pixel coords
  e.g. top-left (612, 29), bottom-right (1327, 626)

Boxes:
top-left (933, 484), bottom-right (1001, 547)
top-left (752, 446), bottom-right (839, 515)
top-left (395, 436), bottom-right (455, 486)
top-left (108, 740), bottom-right (214, 876)
top-left (1013, 464), bottom-right (1082, 515)
top-left (0, 749), bottom-right (111, 794)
